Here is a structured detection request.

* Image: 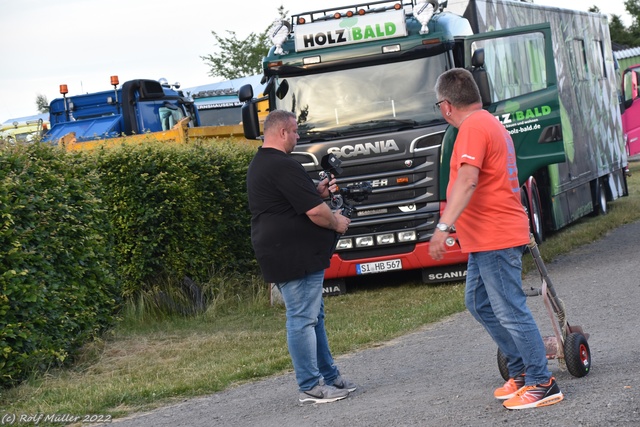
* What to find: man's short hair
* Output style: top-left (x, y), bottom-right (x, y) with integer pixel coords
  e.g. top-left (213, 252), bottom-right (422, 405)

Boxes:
top-left (434, 68), bottom-right (482, 108)
top-left (264, 110), bottom-right (296, 133)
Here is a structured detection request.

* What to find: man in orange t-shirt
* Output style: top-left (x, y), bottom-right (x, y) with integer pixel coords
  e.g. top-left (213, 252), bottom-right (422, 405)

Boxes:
top-left (429, 68), bottom-right (563, 410)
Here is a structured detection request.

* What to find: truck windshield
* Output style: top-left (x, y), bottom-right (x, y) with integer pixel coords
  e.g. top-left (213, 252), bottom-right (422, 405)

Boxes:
top-left (137, 101), bottom-right (185, 132)
top-left (198, 106), bottom-right (242, 126)
top-left (274, 53), bottom-right (448, 141)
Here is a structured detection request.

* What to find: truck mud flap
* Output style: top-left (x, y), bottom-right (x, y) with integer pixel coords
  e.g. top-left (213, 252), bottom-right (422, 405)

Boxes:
top-left (421, 264), bottom-right (468, 284)
top-left (323, 278), bottom-right (346, 296)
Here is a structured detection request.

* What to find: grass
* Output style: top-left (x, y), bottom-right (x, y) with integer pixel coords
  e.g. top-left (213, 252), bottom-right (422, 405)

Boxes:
top-left (2, 161), bottom-right (639, 422)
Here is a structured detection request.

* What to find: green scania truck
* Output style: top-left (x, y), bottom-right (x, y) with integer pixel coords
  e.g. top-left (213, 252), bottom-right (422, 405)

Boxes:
top-left (240, 0), bottom-right (628, 292)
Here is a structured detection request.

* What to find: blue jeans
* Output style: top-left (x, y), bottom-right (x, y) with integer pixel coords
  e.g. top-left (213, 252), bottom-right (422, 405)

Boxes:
top-left (465, 246), bottom-right (551, 386)
top-left (277, 270), bottom-right (340, 391)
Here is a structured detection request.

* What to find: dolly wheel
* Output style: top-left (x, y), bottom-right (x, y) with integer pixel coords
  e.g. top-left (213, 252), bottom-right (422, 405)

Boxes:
top-left (497, 348), bottom-right (510, 381)
top-left (564, 333), bottom-right (591, 377)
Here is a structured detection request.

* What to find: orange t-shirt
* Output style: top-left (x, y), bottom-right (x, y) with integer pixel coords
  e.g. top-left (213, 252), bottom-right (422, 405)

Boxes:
top-left (447, 110), bottom-right (530, 253)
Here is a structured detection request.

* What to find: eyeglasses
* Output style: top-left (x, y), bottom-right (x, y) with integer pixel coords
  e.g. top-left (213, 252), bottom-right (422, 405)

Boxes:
top-left (435, 99), bottom-right (449, 109)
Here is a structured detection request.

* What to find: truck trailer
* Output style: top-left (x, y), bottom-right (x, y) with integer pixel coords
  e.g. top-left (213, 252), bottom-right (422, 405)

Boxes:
top-left (240, 0), bottom-right (628, 291)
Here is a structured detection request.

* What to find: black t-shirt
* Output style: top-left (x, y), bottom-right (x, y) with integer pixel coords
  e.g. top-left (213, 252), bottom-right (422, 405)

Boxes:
top-left (246, 147), bottom-right (336, 283)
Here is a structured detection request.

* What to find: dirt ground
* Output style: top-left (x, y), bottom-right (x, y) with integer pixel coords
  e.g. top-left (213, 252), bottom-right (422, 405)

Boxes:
top-left (104, 221), bottom-right (640, 427)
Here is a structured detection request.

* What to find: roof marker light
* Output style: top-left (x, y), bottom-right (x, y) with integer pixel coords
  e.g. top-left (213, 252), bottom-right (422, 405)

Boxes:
top-left (382, 44), bottom-right (401, 53)
top-left (303, 56), bottom-right (321, 65)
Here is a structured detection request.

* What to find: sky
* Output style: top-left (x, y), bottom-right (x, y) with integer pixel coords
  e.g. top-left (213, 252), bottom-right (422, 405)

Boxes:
top-left (0, 0), bottom-right (633, 123)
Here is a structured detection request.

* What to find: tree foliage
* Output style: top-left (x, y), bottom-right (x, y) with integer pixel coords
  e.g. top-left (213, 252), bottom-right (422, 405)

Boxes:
top-left (201, 30), bottom-right (270, 79)
top-left (592, 1), bottom-right (640, 48)
top-left (35, 94), bottom-right (49, 114)
top-left (201, 6), bottom-right (288, 79)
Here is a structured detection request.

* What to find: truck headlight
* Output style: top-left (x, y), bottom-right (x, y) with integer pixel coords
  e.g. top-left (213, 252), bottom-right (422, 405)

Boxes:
top-left (376, 233), bottom-right (395, 244)
top-left (397, 231), bottom-right (417, 242)
top-left (336, 238), bottom-right (353, 250)
top-left (355, 236), bottom-right (375, 247)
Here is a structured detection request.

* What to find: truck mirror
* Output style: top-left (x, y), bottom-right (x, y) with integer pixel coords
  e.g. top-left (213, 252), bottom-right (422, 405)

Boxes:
top-left (264, 77), bottom-right (275, 96)
top-left (241, 102), bottom-right (260, 140)
top-left (276, 80), bottom-right (289, 100)
top-left (238, 84), bottom-right (254, 102)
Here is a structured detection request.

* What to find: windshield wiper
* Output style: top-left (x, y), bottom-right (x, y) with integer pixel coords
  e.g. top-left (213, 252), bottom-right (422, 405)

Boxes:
top-left (349, 119), bottom-right (419, 127)
top-left (301, 130), bottom-right (344, 141)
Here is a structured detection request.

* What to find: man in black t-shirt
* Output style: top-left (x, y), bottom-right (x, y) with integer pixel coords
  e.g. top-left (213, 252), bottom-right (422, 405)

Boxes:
top-left (247, 110), bottom-right (357, 404)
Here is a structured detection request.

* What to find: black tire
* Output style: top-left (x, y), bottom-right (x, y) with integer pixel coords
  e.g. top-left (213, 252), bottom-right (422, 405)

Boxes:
top-left (597, 179), bottom-right (608, 215)
top-left (591, 178), bottom-right (608, 216)
top-left (564, 332), bottom-right (591, 377)
top-left (497, 348), bottom-right (509, 381)
top-left (529, 183), bottom-right (544, 244)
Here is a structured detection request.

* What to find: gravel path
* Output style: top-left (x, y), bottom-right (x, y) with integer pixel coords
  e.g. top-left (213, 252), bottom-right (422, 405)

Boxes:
top-left (105, 221), bottom-right (640, 427)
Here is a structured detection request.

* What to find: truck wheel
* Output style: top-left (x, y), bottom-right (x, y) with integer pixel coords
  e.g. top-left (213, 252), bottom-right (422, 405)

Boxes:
top-left (597, 179), bottom-right (608, 215)
top-left (529, 183), bottom-right (544, 244)
top-left (590, 178), bottom-right (608, 216)
top-left (497, 348), bottom-right (509, 381)
top-left (564, 332), bottom-right (591, 377)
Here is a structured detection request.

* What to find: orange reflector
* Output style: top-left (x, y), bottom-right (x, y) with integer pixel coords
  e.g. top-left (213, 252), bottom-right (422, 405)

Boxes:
top-left (298, 17), bottom-right (306, 24)
top-left (397, 177), bottom-right (409, 184)
top-left (59, 84), bottom-right (68, 95)
top-left (422, 38), bottom-right (440, 45)
top-left (346, 10), bottom-right (354, 17)
top-left (358, 9), bottom-right (365, 15)
top-left (394, 3), bottom-right (401, 9)
top-left (334, 12), bottom-right (341, 19)
top-left (268, 61), bottom-right (283, 68)
top-left (110, 75), bottom-right (119, 86)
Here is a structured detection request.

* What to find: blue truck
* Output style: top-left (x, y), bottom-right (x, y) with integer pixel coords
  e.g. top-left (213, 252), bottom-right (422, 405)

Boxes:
top-left (43, 76), bottom-right (202, 148)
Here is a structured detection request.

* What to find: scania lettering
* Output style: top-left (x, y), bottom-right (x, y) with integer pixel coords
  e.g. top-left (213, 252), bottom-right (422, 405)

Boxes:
top-left (327, 139), bottom-right (400, 158)
top-left (240, 0), bottom-right (627, 289)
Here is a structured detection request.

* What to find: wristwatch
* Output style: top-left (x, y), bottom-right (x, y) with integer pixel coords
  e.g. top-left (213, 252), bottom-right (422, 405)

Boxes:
top-left (436, 223), bottom-right (451, 233)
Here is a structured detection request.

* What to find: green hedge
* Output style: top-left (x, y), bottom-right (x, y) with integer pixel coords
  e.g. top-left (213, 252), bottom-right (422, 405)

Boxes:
top-left (0, 143), bottom-right (118, 388)
top-left (1, 139), bottom-right (260, 388)
top-left (91, 140), bottom-right (258, 296)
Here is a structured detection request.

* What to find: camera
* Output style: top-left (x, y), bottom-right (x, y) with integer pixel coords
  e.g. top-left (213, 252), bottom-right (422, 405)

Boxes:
top-left (319, 154), bottom-right (372, 218)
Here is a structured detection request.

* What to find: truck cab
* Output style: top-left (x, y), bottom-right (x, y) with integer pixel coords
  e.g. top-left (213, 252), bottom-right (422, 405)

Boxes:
top-left (1, 113), bottom-right (49, 143)
top-left (240, 0), bottom-right (627, 290)
top-left (43, 76), bottom-right (200, 145)
top-left (621, 64), bottom-right (640, 157)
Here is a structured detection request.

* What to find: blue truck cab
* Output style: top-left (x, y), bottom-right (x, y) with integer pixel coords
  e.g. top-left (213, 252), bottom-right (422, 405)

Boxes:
top-left (44, 77), bottom-right (200, 144)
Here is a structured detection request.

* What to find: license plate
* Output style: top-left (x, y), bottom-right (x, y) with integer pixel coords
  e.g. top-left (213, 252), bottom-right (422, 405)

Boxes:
top-left (356, 259), bottom-right (402, 275)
